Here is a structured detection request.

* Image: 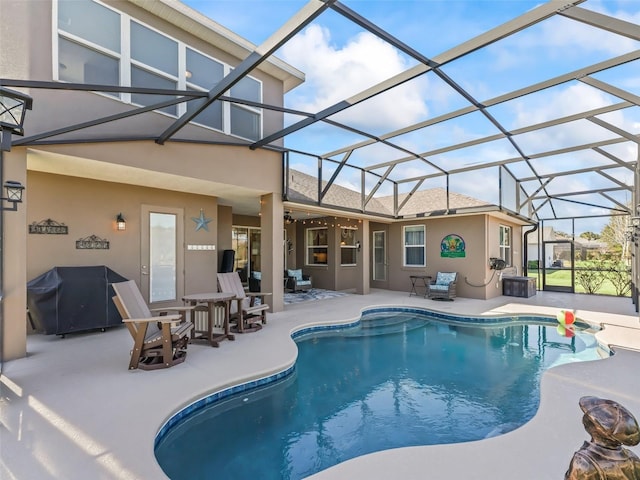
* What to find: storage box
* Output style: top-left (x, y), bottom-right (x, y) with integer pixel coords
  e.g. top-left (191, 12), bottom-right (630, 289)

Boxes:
top-left (502, 276), bottom-right (536, 298)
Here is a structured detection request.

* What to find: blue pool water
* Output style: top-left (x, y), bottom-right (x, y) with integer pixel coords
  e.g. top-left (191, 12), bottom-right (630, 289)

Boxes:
top-left (155, 311), bottom-right (601, 480)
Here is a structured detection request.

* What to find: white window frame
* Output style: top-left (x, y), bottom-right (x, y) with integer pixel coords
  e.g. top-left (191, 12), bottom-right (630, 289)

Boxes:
top-left (340, 227), bottom-right (357, 266)
top-left (306, 227), bottom-right (328, 266)
top-left (53, 0), bottom-right (263, 140)
top-left (403, 225), bottom-right (426, 267)
top-left (499, 225), bottom-right (512, 266)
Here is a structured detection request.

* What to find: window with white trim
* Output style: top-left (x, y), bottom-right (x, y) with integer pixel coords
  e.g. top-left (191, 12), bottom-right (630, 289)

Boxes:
top-left (499, 225), bottom-right (512, 266)
top-left (403, 225), bottom-right (425, 267)
top-left (340, 227), bottom-right (357, 266)
top-left (306, 227), bottom-right (328, 265)
top-left (55, 0), bottom-right (262, 140)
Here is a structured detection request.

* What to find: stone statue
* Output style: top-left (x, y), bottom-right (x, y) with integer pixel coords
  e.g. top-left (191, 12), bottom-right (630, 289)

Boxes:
top-left (565, 396), bottom-right (640, 479)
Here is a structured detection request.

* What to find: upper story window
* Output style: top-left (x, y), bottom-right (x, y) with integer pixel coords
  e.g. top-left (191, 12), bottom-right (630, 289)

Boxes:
top-left (499, 225), bottom-right (512, 266)
top-left (403, 225), bottom-right (425, 267)
top-left (186, 48), bottom-right (224, 131)
top-left (306, 227), bottom-right (328, 266)
top-left (230, 75), bottom-right (262, 141)
top-left (340, 228), bottom-right (357, 266)
top-left (57, 0), bottom-right (120, 95)
top-left (55, 0), bottom-right (262, 140)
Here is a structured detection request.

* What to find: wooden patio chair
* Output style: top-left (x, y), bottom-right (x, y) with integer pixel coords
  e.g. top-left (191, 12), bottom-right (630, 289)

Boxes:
top-left (428, 272), bottom-right (458, 301)
top-left (217, 272), bottom-right (271, 333)
top-left (112, 280), bottom-right (194, 370)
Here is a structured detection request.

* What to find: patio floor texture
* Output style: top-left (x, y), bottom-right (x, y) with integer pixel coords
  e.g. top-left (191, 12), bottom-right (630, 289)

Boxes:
top-left (1, 289), bottom-right (639, 480)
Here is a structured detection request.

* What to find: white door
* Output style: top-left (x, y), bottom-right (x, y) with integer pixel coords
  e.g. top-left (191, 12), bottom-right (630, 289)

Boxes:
top-left (141, 205), bottom-right (184, 305)
top-left (373, 230), bottom-right (387, 282)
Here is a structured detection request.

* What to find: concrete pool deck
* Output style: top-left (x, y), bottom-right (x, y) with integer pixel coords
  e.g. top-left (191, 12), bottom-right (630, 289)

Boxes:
top-left (1, 289), bottom-right (639, 479)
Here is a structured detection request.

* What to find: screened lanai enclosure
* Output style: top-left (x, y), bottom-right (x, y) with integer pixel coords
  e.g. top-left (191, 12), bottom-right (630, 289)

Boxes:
top-left (3, 0), bottom-right (640, 303)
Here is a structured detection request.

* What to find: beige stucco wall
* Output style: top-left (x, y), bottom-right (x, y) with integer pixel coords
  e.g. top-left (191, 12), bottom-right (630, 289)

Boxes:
top-left (371, 214), bottom-right (523, 300)
top-left (1, 0), bottom-right (297, 361)
top-left (284, 217), bottom-right (366, 293)
top-left (2, 148), bottom-right (29, 361)
top-left (27, 171), bottom-right (219, 293)
top-left (282, 214), bottom-right (525, 298)
top-left (2, 0), bottom-right (289, 146)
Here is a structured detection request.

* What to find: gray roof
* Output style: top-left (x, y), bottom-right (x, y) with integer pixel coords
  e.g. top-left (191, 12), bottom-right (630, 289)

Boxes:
top-left (288, 169), bottom-right (491, 217)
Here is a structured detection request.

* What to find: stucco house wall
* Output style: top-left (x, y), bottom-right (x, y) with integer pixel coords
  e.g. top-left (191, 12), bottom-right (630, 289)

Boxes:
top-left (1, 0), bottom-right (300, 360)
top-left (281, 213), bottom-right (523, 300)
top-left (27, 170), bottom-right (220, 293)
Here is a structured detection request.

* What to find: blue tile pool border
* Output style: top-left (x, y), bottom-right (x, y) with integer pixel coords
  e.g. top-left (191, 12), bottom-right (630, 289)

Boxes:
top-left (154, 364), bottom-right (296, 448)
top-left (155, 306), bottom-right (598, 448)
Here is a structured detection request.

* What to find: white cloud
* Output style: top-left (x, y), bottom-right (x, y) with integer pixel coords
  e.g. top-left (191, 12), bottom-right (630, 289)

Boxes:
top-left (281, 25), bottom-right (429, 131)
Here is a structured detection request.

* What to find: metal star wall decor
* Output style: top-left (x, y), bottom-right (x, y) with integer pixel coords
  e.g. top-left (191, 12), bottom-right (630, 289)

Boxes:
top-left (191, 209), bottom-right (212, 232)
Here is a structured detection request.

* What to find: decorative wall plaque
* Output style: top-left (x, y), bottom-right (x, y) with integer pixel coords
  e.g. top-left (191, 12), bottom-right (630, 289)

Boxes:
top-left (440, 234), bottom-right (466, 258)
top-left (76, 234), bottom-right (109, 250)
top-left (29, 218), bottom-right (68, 235)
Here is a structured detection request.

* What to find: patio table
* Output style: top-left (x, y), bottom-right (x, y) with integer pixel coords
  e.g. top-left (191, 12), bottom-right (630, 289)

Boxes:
top-left (409, 275), bottom-right (431, 298)
top-left (181, 292), bottom-right (235, 347)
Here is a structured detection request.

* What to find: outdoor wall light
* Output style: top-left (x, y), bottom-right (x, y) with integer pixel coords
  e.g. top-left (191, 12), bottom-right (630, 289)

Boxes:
top-left (355, 240), bottom-right (361, 252)
top-left (0, 180), bottom-right (25, 211)
top-left (116, 213), bottom-right (126, 231)
top-left (0, 86), bottom-right (33, 151)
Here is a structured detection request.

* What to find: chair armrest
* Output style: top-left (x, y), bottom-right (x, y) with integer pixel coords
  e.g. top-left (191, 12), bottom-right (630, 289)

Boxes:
top-left (303, 274), bottom-right (312, 281)
top-left (151, 305), bottom-right (196, 314)
top-left (246, 292), bottom-right (272, 297)
top-left (123, 314), bottom-right (182, 324)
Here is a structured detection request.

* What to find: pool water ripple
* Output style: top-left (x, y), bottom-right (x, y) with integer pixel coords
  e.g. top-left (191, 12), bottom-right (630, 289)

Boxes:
top-left (155, 312), bottom-right (602, 480)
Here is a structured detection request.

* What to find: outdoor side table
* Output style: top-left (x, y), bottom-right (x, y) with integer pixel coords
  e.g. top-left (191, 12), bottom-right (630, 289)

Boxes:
top-left (409, 275), bottom-right (431, 298)
top-left (181, 292), bottom-right (236, 347)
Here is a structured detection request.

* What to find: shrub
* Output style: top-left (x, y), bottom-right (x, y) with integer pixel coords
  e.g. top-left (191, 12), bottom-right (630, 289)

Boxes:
top-left (575, 262), bottom-right (606, 294)
top-left (527, 260), bottom-right (539, 270)
top-left (604, 261), bottom-right (631, 297)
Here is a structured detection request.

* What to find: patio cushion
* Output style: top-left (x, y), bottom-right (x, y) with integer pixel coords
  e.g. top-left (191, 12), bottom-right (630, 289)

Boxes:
top-left (436, 272), bottom-right (456, 285)
top-left (296, 280), bottom-right (312, 287)
top-left (287, 269), bottom-right (303, 281)
top-left (252, 271), bottom-right (261, 280)
top-left (429, 284), bottom-right (449, 292)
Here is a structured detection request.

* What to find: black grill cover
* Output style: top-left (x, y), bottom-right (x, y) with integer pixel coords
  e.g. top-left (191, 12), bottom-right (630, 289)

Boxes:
top-left (27, 266), bottom-right (128, 335)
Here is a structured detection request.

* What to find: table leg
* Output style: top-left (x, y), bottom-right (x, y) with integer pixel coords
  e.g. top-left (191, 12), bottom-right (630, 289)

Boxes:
top-left (224, 300), bottom-right (235, 341)
top-left (409, 277), bottom-right (417, 297)
top-left (187, 301), bottom-right (196, 340)
top-left (207, 301), bottom-right (216, 347)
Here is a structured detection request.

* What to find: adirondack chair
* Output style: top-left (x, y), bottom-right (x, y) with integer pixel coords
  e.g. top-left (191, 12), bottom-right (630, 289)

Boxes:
top-left (112, 280), bottom-right (194, 370)
top-left (217, 272), bottom-right (271, 333)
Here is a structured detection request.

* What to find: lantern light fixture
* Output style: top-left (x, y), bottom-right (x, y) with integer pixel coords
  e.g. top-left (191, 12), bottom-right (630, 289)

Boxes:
top-left (116, 213), bottom-right (126, 231)
top-left (0, 87), bottom-right (33, 151)
top-left (0, 180), bottom-right (25, 211)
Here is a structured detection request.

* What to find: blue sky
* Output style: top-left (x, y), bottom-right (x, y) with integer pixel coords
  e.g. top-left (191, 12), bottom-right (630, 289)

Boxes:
top-left (182, 1), bottom-right (640, 234)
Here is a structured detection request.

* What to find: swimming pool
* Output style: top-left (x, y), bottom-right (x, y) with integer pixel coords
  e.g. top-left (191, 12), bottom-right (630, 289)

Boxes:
top-left (155, 309), bottom-right (603, 480)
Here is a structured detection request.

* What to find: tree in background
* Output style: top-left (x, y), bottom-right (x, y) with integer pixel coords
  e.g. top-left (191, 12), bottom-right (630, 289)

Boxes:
top-left (600, 213), bottom-right (629, 261)
top-left (579, 231), bottom-right (600, 241)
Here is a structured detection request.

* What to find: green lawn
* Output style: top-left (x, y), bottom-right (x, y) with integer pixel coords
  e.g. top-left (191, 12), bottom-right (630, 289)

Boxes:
top-left (527, 269), bottom-right (630, 297)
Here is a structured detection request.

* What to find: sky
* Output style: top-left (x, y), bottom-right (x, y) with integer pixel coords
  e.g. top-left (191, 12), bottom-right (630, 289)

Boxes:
top-left (181, 0), bottom-right (640, 234)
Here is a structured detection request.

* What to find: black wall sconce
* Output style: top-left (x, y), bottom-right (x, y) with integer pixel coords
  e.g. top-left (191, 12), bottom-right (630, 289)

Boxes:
top-left (1, 86), bottom-right (33, 151)
top-left (355, 240), bottom-right (361, 252)
top-left (116, 213), bottom-right (126, 231)
top-left (0, 180), bottom-right (25, 211)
